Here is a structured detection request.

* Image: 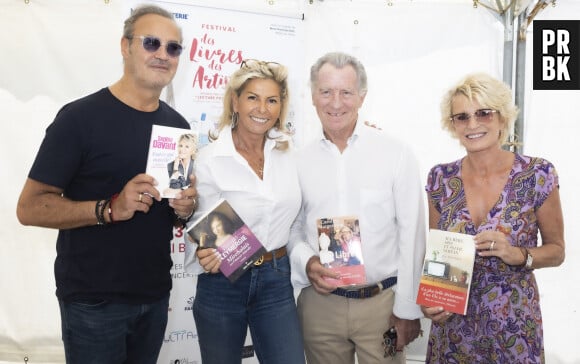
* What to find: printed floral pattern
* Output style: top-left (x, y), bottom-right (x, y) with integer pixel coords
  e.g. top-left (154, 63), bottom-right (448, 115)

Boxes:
top-left (425, 154), bottom-right (558, 364)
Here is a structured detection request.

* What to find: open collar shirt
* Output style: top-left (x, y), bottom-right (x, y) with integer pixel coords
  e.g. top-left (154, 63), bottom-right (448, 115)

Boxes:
top-left (184, 127), bottom-right (301, 275)
top-left (288, 121), bottom-right (426, 319)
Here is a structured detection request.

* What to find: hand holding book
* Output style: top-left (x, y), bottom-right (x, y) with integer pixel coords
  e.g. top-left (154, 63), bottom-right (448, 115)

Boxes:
top-left (305, 255), bottom-right (342, 294)
top-left (196, 245), bottom-right (222, 274)
top-left (316, 216), bottom-right (366, 287)
top-left (185, 198), bottom-right (266, 282)
top-left (145, 125), bottom-right (197, 198)
top-left (416, 229), bottom-right (475, 315)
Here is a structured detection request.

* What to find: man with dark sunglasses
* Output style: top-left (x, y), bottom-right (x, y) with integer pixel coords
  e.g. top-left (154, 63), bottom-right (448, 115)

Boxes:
top-left (16, 5), bottom-right (196, 363)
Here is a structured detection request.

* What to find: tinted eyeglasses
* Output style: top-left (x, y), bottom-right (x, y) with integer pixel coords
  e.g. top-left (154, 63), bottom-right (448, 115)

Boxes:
top-left (450, 109), bottom-right (498, 125)
top-left (128, 35), bottom-right (183, 58)
top-left (240, 59), bottom-right (282, 70)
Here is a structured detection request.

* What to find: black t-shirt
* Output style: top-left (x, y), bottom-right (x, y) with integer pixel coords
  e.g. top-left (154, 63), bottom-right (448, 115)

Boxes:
top-left (28, 88), bottom-right (189, 303)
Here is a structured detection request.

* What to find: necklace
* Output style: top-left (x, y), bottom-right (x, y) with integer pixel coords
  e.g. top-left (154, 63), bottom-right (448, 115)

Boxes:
top-left (250, 162), bottom-right (264, 178)
top-left (233, 131), bottom-right (265, 179)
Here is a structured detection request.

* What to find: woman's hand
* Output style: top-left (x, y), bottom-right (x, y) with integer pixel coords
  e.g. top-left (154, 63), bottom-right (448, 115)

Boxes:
top-left (196, 248), bottom-right (222, 274)
top-left (474, 231), bottom-right (525, 266)
top-left (421, 305), bottom-right (453, 323)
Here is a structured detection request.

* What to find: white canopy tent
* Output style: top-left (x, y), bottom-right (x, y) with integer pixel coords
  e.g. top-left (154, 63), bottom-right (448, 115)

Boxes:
top-left (1, 0), bottom-right (578, 363)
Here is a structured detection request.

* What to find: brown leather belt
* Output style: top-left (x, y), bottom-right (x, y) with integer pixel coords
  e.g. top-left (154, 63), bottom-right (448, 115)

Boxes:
top-left (254, 247), bottom-right (287, 266)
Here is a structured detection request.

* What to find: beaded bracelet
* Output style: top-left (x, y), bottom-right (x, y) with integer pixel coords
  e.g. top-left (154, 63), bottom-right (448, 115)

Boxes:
top-left (100, 198), bottom-right (111, 225)
top-left (95, 200), bottom-right (107, 225)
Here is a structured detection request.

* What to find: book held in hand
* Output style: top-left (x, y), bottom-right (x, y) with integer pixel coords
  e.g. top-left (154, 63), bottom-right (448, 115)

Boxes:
top-left (186, 198), bottom-right (266, 282)
top-left (145, 124), bottom-right (198, 198)
top-left (416, 229), bottom-right (476, 315)
top-left (316, 216), bottom-right (366, 287)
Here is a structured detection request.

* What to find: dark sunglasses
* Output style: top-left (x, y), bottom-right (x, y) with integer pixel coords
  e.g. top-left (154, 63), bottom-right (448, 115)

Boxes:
top-left (450, 108), bottom-right (498, 124)
top-left (128, 35), bottom-right (183, 58)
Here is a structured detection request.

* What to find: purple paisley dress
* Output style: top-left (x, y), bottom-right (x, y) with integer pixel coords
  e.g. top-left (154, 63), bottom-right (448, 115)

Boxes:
top-left (425, 154), bottom-right (558, 364)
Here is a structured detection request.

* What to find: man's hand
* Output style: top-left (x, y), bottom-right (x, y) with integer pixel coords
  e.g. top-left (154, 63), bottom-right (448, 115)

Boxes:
top-left (169, 175), bottom-right (197, 219)
top-left (306, 256), bottom-right (341, 294)
top-left (389, 315), bottom-right (422, 350)
top-left (109, 173), bottom-right (161, 222)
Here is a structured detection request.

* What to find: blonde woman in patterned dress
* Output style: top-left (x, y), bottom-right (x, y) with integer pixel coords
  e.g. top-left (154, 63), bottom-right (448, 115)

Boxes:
top-left (421, 73), bottom-right (565, 364)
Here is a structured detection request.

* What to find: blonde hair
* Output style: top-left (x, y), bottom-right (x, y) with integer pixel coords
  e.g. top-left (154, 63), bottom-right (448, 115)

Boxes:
top-left (178, 133), bottom-right (197, 160)
top-left (440, 73), bottom-right (519, 146)
top-left (211, 59), bottom-right (291, 151)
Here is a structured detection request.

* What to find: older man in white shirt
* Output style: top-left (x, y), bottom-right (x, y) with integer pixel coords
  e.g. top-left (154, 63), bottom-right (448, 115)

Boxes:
top-left (289, 52), bottom-right (426, 364)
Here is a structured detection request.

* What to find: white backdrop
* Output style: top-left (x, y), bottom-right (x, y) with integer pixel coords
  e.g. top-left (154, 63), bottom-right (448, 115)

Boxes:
top-left (1, 1), bottom-right (579, 363)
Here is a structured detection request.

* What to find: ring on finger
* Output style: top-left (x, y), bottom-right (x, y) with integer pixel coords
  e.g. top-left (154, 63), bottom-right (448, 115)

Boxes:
top-left (490, 241), bottom-right (495, 251)
top-left (138, 193), bottom-right (143, 202)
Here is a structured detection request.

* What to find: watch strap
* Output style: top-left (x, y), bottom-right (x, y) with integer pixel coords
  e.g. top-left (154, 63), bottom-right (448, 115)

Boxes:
top-left (520, 247), bottom-right (533, 269)
top-left (524, 248), bottom-right (533, 269)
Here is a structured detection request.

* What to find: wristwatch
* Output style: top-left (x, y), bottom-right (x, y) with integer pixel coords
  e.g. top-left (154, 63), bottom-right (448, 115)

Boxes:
top-left (523, 248), bottom-right (533, 269)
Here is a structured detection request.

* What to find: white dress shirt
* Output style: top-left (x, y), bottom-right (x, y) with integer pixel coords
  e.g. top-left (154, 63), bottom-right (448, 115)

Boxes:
top-left (184, 127), bottom-right (302, 275)
top-left (288, 121), bottom-right (426, 319)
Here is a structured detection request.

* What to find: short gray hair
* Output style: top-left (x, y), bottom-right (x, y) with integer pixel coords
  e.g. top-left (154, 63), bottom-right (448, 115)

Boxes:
top-left (123, 4), bottom-right (182, 41)
top-left (310, 52), bottom-right (368, 94)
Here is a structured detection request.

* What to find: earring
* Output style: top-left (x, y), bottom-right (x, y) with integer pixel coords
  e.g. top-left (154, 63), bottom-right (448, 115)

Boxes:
top-left (231, 112), bottom-right (239, 129)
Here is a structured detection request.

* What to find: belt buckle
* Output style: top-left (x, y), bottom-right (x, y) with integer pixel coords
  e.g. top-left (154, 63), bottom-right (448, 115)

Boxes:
top-left (370, 285), bottom-right (381, 297)
top-left (254, 255), bottom-right (264, 266)
top-left (358, 287), bottom-right (368, 298)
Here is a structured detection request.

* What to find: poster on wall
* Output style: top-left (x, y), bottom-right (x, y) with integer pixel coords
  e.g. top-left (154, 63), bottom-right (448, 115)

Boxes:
top-left (122, 2), bottom-right (304, 363)
top-left (125, 1), bottom-right (305, 149)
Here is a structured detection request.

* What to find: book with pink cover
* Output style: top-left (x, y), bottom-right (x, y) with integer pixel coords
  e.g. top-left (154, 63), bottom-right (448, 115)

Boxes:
top-left (416, 229), bottom-right (475, 315)
top-left (145, 124), bottom-right (198, 198)
top-left (317, 216), bottom-right (366, 287)
top-left (186, 198), bottom-right (266, 282)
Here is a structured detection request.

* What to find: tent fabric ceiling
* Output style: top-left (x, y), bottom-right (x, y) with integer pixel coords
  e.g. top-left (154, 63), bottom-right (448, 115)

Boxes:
top-left (475, 0), bottom-right (555, 18)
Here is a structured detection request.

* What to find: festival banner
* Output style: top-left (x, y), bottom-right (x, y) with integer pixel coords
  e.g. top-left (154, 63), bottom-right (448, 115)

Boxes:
top-left (125, 1), bottom-right (305, 148)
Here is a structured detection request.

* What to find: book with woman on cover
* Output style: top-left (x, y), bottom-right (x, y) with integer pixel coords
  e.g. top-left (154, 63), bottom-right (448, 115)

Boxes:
top-left (416, 229), bottom-right (476, 315)
top-left (317, 215), bottom-right (366, 287)
top-left (186, 198), bottom-right (266, 282)
top-left (145, 124), bottom-right (198, 198)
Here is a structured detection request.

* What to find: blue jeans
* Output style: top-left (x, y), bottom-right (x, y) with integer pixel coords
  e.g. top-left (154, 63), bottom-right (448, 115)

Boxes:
top-left (58, 295), bottom-right (169, 364)
top-left (193, 255), bottom-right (305, 364)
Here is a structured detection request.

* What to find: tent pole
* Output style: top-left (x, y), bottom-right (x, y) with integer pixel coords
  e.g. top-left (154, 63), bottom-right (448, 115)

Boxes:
top-left (514, 11), bottom-right (527, 154)
top-left (502, 4), bottom-right (515, 151)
